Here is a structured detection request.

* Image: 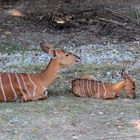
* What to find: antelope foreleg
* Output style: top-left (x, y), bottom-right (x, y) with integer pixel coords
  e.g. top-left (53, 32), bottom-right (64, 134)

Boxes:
top-left (21, 94), bottom-right (48, 102)
top-left (33, 94), bottom-right (48, 100)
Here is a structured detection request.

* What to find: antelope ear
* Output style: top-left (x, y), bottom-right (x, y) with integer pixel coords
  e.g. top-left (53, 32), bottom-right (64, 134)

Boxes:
top-left (121, 69), bottom-right (129, 79)
top-left (40, 41), bottom-right (57, 56)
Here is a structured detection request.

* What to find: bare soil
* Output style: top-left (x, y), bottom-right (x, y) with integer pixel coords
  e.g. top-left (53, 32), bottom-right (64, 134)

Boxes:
top-left (0, 0), bottom-right (140, 140)
top-left (1, 0), bottom-right (140, 47)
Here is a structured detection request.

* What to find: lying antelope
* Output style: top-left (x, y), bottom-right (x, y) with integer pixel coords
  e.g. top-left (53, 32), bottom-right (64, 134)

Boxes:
top-left (72, 70), bottom-right (136, 99)
top-left (0, 42), bottom-right (80, 102)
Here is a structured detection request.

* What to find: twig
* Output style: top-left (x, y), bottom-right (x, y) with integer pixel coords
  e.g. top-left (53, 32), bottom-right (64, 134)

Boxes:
top-left (105, 7), bottom-right (139, 24)
top-left (99, 17), bottom-right (132, 29)
top-left (96, 134), bottom-right (140, 140)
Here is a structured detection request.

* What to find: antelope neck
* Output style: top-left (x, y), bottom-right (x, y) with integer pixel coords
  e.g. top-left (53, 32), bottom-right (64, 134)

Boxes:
top-left (111, 80), bottom-right (126, 95)
top-left (39, 58), bottom-right (60, 87)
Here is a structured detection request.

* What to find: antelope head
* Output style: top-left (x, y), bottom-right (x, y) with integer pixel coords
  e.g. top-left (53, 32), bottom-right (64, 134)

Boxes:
top-left (121, 70), bottom-right (136, 99)
top-left (40, 41), bottom-right (80, 66)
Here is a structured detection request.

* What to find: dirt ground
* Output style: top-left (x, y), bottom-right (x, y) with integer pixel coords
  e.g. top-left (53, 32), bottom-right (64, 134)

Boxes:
top-left (0, 0), bottom-right (140, 140)
top-left (1, 0), bottom-right (140, 47)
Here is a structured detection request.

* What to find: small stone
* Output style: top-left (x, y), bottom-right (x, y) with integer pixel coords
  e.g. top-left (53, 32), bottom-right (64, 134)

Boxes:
top-left (113, 40), bottom-right (117, 43)
top-left (117, 125), bottom-right (123, 129)
top-left (4, 31), bottom-right (11, 35)
top-left (90, 113), bottom-right (95, 117)
top-left (1, 35), bottom-right (6, 39)
top-left (98, 111), bottom-right (104, 115)
top-left (120, 112), bottom-right (124, 115)
top-left (72, 135), bottom-right (78, 139)
top-left (108, 131), bottom-right (115, 135)
top-left (32, 128), bottom-right (38, 133)
top-left (53, 111), bottom-right (58, 115)
top-left (107, 72), bottom-right (111, 76)
top-left (14, 130), bottom-right (18, 134)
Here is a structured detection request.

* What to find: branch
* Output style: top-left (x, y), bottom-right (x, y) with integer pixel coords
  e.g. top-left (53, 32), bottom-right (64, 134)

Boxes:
top-left (99, 18), bottom-right (132, 29)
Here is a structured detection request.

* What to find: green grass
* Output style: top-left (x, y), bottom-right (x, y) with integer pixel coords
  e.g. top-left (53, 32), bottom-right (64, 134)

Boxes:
top-left (127, 9), bottom-right (140, 20)
top-left (45, 62), bottom-right (126, 97)
top-left (70, 63), bottom-right (124, 75)
top-left (15, 64), bottom-right (45, 73)
top-left (0, 42), bottom-right (40, 54)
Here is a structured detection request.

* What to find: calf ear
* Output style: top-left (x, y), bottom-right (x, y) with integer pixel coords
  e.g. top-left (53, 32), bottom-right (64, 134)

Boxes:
top-left (121, 69), bottom-right (129, 79)
top-left (40, 42), bottom-right (57, 57)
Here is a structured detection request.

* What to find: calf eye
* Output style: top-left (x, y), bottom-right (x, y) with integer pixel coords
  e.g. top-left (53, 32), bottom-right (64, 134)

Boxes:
top-left (66, 54), bottom-right (69, 56)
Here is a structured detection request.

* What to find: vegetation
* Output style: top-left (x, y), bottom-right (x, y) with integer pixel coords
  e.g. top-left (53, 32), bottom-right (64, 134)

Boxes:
top-left (0, 42), bottom-right (40, 54)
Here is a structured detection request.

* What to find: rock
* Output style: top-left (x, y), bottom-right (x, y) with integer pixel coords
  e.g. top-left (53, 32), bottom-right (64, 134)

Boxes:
top-left (120, 112), bottom-right (124, 115)
top-left (98, 111), bottom-right (104, 115)
top-left (72, 135), bottom-right (78, 139)
top-left (90, 113), bottom-right (95, 117)
top-left (133, 60), bottom-right (140, 69)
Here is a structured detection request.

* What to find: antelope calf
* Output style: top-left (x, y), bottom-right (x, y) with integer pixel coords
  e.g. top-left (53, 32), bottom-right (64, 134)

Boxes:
top-left (72, 70), bottom-right (136, 99)
top-left (0, 42), bottom-right (80, 102)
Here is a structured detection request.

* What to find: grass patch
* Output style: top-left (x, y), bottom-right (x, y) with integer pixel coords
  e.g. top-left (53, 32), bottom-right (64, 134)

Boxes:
top-left (47, 63), bottom-right (125, 96)
top-left (15, 64), bottom-right (45, 73)
top-left (0, 42), bottom-right (40, 54)
top-left (127, 9), bottom-right (140, 20)
top-left (69, 63), bottom-right (124, 75)
top-left (0, 100), bottom-right (51, 114)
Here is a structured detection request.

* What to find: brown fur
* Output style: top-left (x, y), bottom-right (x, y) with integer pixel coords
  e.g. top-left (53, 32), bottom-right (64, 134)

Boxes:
top-left (0, 41), bottom-right (80, 102)
top-left (72, 70), bottom-right (136, 99)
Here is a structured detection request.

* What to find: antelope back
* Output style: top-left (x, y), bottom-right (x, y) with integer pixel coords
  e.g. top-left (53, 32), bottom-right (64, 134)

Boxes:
top-left (72, 78), bottom-right (109, 98)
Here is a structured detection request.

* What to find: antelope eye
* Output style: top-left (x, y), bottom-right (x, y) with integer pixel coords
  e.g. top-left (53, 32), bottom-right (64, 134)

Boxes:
top-left (66, 54), bottom-right (69, 56)
top-left (132, 88), bottom-right (135, 90)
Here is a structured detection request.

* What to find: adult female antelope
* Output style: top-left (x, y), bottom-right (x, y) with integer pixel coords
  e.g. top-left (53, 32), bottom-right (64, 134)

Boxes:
top-left (0, 42), bottom-right (80, 102)
top-left (72, 70), bottom-right (136, 99)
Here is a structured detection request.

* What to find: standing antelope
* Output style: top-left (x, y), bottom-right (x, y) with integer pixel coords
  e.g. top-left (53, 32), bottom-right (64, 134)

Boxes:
top-left (72, 70), bottom-right (136, 99)
top-left (0, 42), bottom-right (80, 102)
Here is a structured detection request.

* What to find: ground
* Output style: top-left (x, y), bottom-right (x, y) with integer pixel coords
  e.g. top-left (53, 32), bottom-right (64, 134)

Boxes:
top-left (0, 0), bottom-right (140, 140)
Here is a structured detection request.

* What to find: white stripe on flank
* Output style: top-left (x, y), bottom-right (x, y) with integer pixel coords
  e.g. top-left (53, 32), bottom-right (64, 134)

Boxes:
top-left (8, 73), bottom-right (17, 100)
top-left (76, 80), bottom-right (82, 97)
top-left (15, 73), bottom-right (27, 101)
top-left (93, 81), bottom-right (96, 94)
top-left (0, 74), bottom-right (7, 102)
top-left (27, 74), bottom-right (36, 97)
top-left (102, 83), bottom-right (107, 97)
top-left (97, 82), bottom-right (100, 98)
top-left (78, 80), bottom-right (82, 95)
top-left (86, 80), bottom-right (91, 96)
top-left (80, 80), bottom-right (84, 96)
top-left (82, 80), bottom-right (86, 96)
top-left (75, 80), bottom-right (79, 96)
top-left (90, 80), bottom-right (94, 96)
top-left (89, 80), bottom-right (93, 96)
top-left (20, 74), bottom-right (31, 96)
